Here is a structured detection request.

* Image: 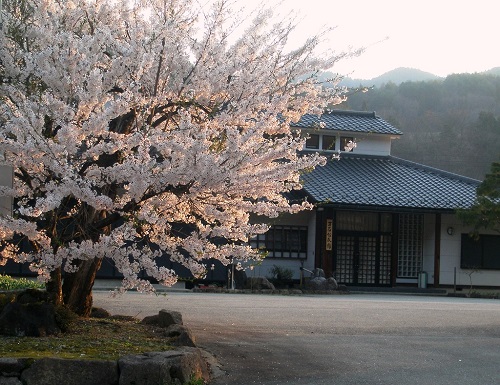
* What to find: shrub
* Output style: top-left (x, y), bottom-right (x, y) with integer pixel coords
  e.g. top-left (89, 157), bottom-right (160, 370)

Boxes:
top-left (0, 274), bottom-right (45, 291)
top-left (268, 265), bottom-right (294, 288)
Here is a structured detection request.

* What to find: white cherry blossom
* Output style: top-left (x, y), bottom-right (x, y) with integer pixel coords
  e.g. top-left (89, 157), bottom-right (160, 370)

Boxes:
top-left (0, 0), bottom-right (353, 298)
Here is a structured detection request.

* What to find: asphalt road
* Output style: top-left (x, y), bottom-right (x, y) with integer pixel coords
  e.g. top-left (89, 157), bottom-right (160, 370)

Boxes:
top-left (93, 292), bottom-right (500, 385)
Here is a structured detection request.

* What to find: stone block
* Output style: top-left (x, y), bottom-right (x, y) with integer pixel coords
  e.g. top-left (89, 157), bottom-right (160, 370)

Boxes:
top-left (165, 324), bottom-right (196, 347)
top-left (0, 302), bottom-right (60, 336)
top-left (0, 358), bottom-right (30, 377)
top-left (0, 377), bottom-right (23, 385)
top-left (118, 347), bottom-right (209, 385)
top-left (158, 309), bottom-right (183, 327)
top-left (21, 358), bottom-right (118, 385)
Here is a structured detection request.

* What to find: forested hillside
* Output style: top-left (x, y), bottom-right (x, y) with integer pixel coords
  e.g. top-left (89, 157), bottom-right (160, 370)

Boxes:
top-left (339, 73), bottom-right (500, 180)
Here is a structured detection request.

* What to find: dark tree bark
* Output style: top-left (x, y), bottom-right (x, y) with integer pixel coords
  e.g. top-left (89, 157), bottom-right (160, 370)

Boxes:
top-left (62, 258), bottom-right (103, 317)
top-left (46, 268), bottom-right (63, 306)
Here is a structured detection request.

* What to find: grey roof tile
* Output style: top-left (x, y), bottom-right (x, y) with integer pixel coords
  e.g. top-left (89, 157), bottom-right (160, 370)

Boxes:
top-left (301, 154), bottom-right (480, 210)
top-left (292, 110), bottom-right (403, 135)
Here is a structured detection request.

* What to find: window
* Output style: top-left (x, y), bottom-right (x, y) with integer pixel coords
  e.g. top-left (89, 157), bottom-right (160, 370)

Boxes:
top-left (305, 134), bottom-right (319, 149)
top-left (336, 211), bottom-right (379, 232)
top-left (340, 136), bottom-right (355, 152)
top-left (322, 135), bottom-right (336, 151)
top-left (250, 225), bottom-right (307, 259)
top-left (461, 234), bottom-right (500, 269)
top-left (398, 214), bottom-right (423, 278)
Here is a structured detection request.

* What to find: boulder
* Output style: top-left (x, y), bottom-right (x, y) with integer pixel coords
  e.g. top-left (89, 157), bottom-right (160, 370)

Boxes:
top-left (141, 309), bottom-right (182, 328)
top-left (312, 268), bottom-right (325, 278)
top-left (118, 347), bottom-right (209, 385)
top-left (0, 377), bottom-right (22, 385)
top-left (306, 276), bottom-right (338, 291)
top-left (0, 358), bottom-right (30, 377)
top-left (141, 309), bottom-right (183, 327)
top-left (158, 309), bottom-right (183, 327)
top-left (90, 307), bottom-right (111, 318)
top-left (165, 324), bottom-right (196, 347)
top-left (140, 314), bottom-right (159, 325)
top-left (244, 277), bottom-right (275, 291)
top-left (0, 302), bottom-right (60, 336)
top-left (20, 358), bottom-right (118, 385)
top-left (15, 289), bottom-right (51, 304)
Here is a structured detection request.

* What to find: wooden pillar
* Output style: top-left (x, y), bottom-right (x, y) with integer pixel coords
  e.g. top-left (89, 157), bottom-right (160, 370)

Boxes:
top-left (314, 207), bottom-right (334, 277)
top-left (434, 213), bottom-right (441, 288)
top-left (391, 213), bottom-right (399, 287)
top-left (315, 208), bottom-right (324, 270)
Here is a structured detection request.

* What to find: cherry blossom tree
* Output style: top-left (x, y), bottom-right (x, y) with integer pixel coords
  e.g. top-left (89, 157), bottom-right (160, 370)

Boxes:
top-left (0, 0), bottom-right (352, 315)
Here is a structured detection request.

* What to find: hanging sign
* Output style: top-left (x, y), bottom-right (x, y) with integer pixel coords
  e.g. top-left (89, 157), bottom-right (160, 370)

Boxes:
top-left (326, 219), bottom-right (333, 251)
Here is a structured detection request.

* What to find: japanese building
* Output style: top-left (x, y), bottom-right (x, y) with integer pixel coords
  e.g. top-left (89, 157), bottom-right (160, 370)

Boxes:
top-left (248, 110), bottom-right (499, 288)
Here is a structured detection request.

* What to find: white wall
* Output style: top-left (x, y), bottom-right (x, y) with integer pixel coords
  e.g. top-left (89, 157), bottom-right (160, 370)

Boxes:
top-left (422, 214), bottom-right (436, 284)
top-left (422, 213), bottom-right (500, 288)
top-left (300, 129), bottom-right (394, 156)
top-left (245, 210), bottom-right (316, 280)
top-left (352, 134), bottom-right (393, 156)
top-left (440, 213), bottom-right (500, 287)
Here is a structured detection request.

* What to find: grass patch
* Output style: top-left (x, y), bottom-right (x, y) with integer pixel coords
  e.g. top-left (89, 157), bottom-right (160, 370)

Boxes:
top-left (0, 275), bottom-right (174, 362)
top-left (0, 316), bottom-right (174, 361)
top-left (0, 274), bottom-right (44, 291)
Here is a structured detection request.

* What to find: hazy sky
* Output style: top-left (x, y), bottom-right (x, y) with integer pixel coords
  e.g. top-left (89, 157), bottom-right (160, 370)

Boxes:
top-left (242, 0), bottom-right (499, 79)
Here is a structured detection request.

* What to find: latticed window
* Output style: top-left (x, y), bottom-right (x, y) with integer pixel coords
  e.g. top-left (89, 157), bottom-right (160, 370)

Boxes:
top-left (250, 226), bottom-right (307, 259)
top-left (398, 214), bottom-right (423, 278)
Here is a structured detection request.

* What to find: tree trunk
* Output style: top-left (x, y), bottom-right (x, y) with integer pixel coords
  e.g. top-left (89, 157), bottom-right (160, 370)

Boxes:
top-left (62, 258), bottom-right (102, 317)
top-left (46, 267), bottom-right (63, 306)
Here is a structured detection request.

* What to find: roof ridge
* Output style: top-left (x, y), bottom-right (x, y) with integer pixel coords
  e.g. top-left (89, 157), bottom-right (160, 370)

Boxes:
top-left (324, 109), bottom-right (377, 117)
top-left (388, 156), bottom-right (482, 184)
top-left (292, 110), bottom-right (403, 136)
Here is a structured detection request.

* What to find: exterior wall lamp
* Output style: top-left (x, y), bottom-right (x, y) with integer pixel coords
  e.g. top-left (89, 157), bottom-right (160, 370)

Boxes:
top-left (447, 227), bottom-right (454, 236)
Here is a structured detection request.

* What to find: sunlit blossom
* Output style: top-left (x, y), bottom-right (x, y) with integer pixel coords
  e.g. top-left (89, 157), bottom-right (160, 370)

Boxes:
top-left (0, 0), bottom-right (351, 293)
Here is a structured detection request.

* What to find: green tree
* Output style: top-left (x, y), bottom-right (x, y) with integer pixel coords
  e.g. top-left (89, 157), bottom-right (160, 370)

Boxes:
top-left (458, 160), bottom-right (500, 234)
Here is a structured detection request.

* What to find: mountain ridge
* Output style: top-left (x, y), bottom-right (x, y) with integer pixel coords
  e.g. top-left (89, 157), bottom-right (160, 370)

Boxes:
top-left (337, 66), bottom-right (500, 88)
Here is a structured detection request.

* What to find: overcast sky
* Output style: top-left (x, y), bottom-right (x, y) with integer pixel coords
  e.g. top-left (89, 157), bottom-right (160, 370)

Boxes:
top-left (239, 0), bottom-right (499, 79)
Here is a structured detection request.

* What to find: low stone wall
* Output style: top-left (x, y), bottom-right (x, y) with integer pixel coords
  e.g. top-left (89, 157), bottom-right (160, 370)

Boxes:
top-left (0, 309), bottom-right (211, 385)
top-left (0, 347), bottom-right (209, 385)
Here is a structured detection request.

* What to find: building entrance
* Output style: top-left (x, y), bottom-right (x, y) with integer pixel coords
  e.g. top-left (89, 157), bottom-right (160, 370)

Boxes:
top-left (335, 234), bottom-right (391, 286)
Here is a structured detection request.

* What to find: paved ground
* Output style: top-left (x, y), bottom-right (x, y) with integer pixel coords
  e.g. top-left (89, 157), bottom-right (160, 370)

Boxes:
top-left (93, 291), bottom-right (500, 385)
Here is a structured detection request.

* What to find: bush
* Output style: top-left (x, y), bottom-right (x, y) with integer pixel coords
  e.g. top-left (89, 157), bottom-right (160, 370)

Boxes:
top-left (268, 265), bottom-right (294, 288)
top-left (0, 293), bottom-right (16, 313)
top-left (0, 274), bottom-right (45, 291)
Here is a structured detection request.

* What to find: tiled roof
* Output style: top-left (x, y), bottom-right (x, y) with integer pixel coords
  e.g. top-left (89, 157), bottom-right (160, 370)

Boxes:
top-left (292, 110), bottom-right (403, 136)
top-left (301, 154), bottom-right (480, 211)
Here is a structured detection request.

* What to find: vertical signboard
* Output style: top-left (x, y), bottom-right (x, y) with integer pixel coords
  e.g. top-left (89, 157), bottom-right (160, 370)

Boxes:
top-left (326, 219), bottom-right (333, 251)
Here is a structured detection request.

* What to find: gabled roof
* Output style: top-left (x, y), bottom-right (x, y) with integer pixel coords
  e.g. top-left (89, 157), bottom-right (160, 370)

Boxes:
top-left (301, 154), bottom-right (480, 211)
top-left (292, 110), bottom-right (403, 136)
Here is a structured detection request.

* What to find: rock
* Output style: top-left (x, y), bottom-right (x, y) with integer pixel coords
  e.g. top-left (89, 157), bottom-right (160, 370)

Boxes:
top-left (158, 309), bottom-right (183, 327)
top-left (20, 358), bottom-right (118, 385)
top-left (337, 284), bottom-right (349, 292)
top-left (244, 277), bottom-right (275, 291)
top-left (313, 268), bottom-right (325, 278)
top-left (326, 277), bottom-right (338, 290)
top-left (0, 358), bottom-right (30, 377)
top-left (0, 377), bottom-right (23, 385)
top-left (165, 324), bottom-right (196, 347)
top-left (141, 310), bottom-right (182, 327)
top-left (90, 307), bottom-right (111, 318)
top-left (306, 276), bottom-right (338, 291)
top-left (118, 347), bottom-right (209, 385)
top-left (15, 289), bottom-right (51, 304)
top-left (0, 302), bottom-right (60, 336)
top-left (140, 314), bottom-right (159, 325)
